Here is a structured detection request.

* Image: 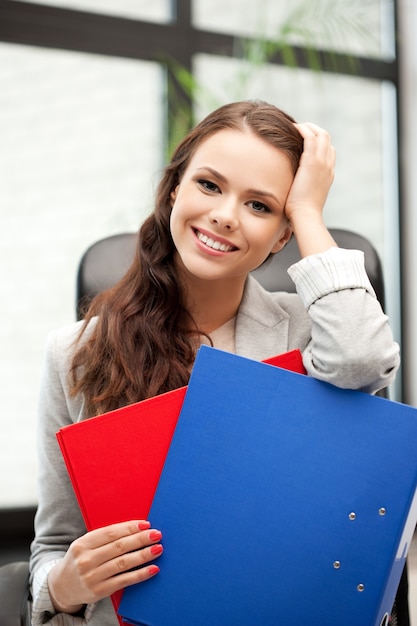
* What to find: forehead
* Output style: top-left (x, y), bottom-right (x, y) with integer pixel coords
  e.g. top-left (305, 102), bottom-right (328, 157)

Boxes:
top-left (185, 128), bottom-right (294, 183)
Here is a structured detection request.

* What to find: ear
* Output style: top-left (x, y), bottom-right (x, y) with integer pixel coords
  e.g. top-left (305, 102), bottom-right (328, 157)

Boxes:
top-left (170, 185), bottom-right (179, 206)
top-left (271, 225), bottom-right (292, 254)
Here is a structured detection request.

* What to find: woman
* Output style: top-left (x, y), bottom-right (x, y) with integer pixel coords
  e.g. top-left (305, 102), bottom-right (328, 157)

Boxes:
top-left (30, 100), bottom-right (400, 624)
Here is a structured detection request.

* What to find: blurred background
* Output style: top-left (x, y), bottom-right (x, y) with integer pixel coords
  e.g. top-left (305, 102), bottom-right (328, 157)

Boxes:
top-left (0, 0), bottom-right (417, 614)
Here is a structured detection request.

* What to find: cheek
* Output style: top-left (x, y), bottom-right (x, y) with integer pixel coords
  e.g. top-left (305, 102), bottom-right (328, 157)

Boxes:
top-left (249, 221), bottom-right (289, 257)
top-left (169, 201), bottom-right (190, 247)
top-left (251, 221), bottom-right (283, 246)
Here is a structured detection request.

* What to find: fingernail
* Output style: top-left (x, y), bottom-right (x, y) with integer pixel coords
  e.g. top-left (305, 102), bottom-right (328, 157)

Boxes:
top-left (148, 565), bottom-right (160, 576)
top-left (138, 521), bottom-right (151, 530)
top-left (149, 530), bottom-right (162, 541)
top-left (150, 544), bottom-right (163, 556)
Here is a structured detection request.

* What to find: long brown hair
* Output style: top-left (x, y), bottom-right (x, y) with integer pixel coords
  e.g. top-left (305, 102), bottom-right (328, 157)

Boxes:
top-left (70, 100), bottom-right (303, 415)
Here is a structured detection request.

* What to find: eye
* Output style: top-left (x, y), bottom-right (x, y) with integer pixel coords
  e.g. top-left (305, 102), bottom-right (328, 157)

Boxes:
top-left (198, 179), bottom-right (220, 193)
top-left (249, 200), bottom-right (271, 214)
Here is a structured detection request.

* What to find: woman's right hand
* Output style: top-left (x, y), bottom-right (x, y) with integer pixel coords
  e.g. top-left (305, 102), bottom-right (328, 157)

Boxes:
top-left (48, 520), bottom-right (163, 615)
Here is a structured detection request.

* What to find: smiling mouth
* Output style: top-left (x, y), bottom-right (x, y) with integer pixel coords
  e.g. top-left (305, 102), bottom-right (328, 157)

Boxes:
top-left (194, 229), bottom-right (237, 252)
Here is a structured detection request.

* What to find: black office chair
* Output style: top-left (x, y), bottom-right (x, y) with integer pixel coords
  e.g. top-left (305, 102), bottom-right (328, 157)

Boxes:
top-left (0, 228), bottom-right (409, 626)
top-left (75, 228), bottom-right (385, 320)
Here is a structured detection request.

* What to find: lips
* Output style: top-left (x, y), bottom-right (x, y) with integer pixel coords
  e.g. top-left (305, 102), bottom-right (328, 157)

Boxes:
top-left (194, 229), bottom-right (237, 252)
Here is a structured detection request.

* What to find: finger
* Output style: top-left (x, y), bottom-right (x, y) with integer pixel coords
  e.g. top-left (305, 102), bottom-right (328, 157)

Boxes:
top-left (295, 123), bottom-right (335, 167)
top-left (86, 527), bottom-right (163, 571)
top-left (96, 538), bottom-right (164, 582)
top-left (80, 520), bottom-right (152, 550)
top-left (89, 562), bottom-right (161, 600)
top-left (98, 528), bottom-right (163, 562)
top-left (294, 123), bottom-right (332, 154)
top-left (294, 122), bottom-right (329, 138)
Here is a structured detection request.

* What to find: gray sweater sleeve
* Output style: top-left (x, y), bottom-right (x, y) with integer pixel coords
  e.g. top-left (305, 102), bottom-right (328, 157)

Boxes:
top-left (30, 324), bottom-right (87, 579)
top-left (287, 247), bottom-right (400, 393)
top-left (29, 323), bottom-right (119, 625)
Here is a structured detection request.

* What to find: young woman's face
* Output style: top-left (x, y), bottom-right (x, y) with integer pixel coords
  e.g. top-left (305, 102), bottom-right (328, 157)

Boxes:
top-left (170, 128), bottom-right (294, 283)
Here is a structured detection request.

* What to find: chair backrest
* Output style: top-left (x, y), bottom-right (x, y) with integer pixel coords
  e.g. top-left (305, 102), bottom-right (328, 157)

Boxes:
top-left (76, 228), bottom-right (385, 320)
top-left (76, 232), bottom-right (137, 320)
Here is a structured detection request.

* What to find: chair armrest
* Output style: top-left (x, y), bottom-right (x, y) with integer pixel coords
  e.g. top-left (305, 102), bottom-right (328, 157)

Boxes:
top-left (0, 561), bottom-right (30, 626)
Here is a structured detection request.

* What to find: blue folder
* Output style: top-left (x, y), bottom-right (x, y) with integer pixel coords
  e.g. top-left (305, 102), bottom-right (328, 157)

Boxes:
top-left (118, 346), bottom-right (417, 626)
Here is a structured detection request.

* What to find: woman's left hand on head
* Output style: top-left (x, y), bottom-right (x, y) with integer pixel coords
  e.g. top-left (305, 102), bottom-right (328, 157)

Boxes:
top-left (285, 122), bottom-right (336, 225)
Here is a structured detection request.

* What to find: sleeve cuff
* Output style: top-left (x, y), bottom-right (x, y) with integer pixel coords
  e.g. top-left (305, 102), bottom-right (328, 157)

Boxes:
top-left (287, 247), bottom-right (376, 309)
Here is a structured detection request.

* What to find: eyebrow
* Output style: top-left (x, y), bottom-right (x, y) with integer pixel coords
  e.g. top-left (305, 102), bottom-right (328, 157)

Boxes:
top-left (195, 167), bottom-right (282, 206)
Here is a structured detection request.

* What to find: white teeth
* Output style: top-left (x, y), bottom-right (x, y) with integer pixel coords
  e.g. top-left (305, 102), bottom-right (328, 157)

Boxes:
top-left (196, 231), bottom-right (234, 252)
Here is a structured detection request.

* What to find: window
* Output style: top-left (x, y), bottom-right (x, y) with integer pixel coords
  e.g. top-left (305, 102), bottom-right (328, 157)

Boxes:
top-left (193, 0), bottom-right (395, 59)
top-left (0, 42), bottom-right (164, 505)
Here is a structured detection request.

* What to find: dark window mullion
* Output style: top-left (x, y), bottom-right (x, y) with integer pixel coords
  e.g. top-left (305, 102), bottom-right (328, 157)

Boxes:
top-left (0, 1), bottom-right (177, 60)
top-left (0, 1), bottom-right (395, 81)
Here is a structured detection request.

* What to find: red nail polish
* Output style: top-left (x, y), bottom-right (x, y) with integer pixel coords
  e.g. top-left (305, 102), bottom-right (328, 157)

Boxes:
top-left (150, 544), bottom-right (163, 556)
top-left (138, 521), bottom-right (151, 530)
top-left (149, 530), bottom-right (162, 541)
top-left (148, 565), bottom-right (160, 576)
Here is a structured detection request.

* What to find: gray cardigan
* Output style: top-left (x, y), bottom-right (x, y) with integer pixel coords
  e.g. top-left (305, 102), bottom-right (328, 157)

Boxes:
top-left (30, 249), bottom-right (400, 625)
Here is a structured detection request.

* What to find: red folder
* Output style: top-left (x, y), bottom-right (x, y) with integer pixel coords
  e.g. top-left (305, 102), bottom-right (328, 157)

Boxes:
top-left (56, 349), bottom-right (305, 622)
top-left (56, 386), bottom-right (187, 623)
top-left (262, 349), bottom-right (305, 370)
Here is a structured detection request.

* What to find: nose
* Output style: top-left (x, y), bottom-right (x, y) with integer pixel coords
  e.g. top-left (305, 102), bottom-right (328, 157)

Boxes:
top-left (209, 199), bottom-right (239, 231)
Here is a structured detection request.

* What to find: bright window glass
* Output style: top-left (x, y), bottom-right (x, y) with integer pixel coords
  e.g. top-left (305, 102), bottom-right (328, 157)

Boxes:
top-left (193, 0), bottom-right (395, 59)
top-left (0, 43), bottom-right (164, 505)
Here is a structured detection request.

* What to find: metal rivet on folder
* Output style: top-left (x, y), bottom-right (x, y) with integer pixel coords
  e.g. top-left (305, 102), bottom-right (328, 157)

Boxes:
top-left (333, 561), bottom-right (341, 569)
top-left (349, 512), bottom-right (356, 520)
top-left (379, 507), bottom-right (386, 516)
top-left (357, 584), bottom-right (365, 592)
